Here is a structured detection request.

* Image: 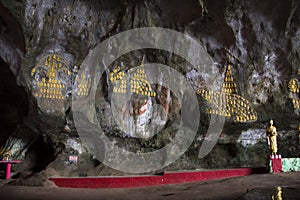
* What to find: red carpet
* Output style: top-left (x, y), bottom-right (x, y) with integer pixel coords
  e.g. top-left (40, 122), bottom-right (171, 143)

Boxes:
top-left (49, 168), bottom-right (255, 188)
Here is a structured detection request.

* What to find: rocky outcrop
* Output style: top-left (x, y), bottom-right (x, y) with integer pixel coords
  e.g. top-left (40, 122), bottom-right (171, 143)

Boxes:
top-left (0, 0), bottom-right (299, 182)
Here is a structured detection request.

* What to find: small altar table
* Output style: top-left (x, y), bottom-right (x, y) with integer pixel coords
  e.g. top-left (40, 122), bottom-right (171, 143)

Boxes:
top-left (0, 160), bottom-right (22, 179)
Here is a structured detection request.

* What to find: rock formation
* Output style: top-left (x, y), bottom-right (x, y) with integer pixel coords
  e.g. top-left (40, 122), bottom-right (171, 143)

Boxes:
top-left (0, 0), bottom-right (299, 183)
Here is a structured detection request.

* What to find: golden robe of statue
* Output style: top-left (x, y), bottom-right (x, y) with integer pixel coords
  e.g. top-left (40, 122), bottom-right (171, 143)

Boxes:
top-left (266, 119), bottom-right (278, 155)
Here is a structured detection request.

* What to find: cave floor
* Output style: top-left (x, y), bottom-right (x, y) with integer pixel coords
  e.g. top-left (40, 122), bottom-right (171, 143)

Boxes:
top-left (0, 172), bottom-right (300, 200)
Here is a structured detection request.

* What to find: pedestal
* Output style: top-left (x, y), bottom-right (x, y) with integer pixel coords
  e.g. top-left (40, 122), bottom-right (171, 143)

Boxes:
top-left (0, 160), bottom-right (22, 179)
top-left (269, 154), bottom-right (282, 173)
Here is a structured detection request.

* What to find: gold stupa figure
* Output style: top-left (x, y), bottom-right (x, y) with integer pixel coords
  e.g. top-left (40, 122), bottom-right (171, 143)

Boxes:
top-left (221, 65), bottom-right (237, 94)
top-left (31, 54), bottom-right (70, 100)
top-left (109, 56), bottom-right (156, 97)
top-left (75, 73), bottom-right (91, 96)
top-left (196, 61), bottom-right (257, 123)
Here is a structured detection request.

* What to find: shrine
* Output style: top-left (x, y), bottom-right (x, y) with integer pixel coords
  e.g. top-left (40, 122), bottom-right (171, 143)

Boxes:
top-left (74, 73), bottom-right (91, 97)
top-left (197, 62), bottom-right (257, 122)
top-left (109, 57), bottom-right (156, 97)
top-left (31, 54), bottom-right (70, 100)
top-left (1, 0), bottom-right (300, 199)
top-left (30, 53), bottom-right (71, 111)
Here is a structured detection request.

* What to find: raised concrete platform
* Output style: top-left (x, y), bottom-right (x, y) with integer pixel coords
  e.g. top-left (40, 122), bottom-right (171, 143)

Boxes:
top-left (1, 172), bottom-right (300, 200)
top-left (49, 168), bottom-right (256, 188)
top-left (269, 156), bottom-right (300, 173)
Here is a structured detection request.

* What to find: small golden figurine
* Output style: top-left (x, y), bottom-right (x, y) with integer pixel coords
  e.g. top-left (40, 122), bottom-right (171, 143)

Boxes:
top-left (272, 187), bottom-right (282, 200)
top-left (266, 119), bottom-right (278, 155)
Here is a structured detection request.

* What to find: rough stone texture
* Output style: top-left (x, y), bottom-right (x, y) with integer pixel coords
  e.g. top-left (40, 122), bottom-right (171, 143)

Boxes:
top-left (0, 0), bottom-right (300, 183)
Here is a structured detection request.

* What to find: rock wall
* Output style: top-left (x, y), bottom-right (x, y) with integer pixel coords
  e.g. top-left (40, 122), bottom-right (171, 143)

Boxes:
top-left (0, 0), bottom-right (299, 180)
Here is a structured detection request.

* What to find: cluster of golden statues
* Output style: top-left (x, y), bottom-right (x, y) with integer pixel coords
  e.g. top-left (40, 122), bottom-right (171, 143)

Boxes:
top-left (266, 119), bottom-right (278, 155)
top-left (109, 66), bottom-right (127, 93)
top-left (75, 73), bottom-right (91, 96)
top-left (34, 78), bottom-right (65, 99)
top-left (31, 54), bottom-right (70, 99)
top-left (287, 78), bottom-right (300, 143)
top-left (221, 65), bottom-right (237, 93)
top-left (109, 58), bottom-right (156, 97)
top-left (196, 64), bottom-right (257, 122)
top-left (31, 53), bottom-right (92, 99)
top-left (288, 78), bottom-right (300, 108)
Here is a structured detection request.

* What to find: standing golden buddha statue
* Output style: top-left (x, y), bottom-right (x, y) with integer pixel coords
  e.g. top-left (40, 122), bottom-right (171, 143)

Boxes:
top-left (266, 119), bottom-right (278, 155)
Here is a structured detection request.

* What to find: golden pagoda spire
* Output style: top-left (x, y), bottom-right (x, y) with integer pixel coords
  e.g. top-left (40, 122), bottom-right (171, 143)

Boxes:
top-left (140, 54), bottom-right (145, 66)
top-left (221, 63), bottom-right (237, 94)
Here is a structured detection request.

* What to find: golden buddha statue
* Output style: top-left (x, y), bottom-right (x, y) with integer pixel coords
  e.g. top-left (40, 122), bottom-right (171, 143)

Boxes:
top-left (272, 187), bottom-right (282, 200)
top-left (288, 78), bottom-right (300, 109)
top-left (266, 119), bottom-right (278, 155)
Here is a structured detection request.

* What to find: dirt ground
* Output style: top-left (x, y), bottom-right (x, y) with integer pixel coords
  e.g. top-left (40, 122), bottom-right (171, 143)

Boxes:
top-left (0, 172), bottom-right (300, 200)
